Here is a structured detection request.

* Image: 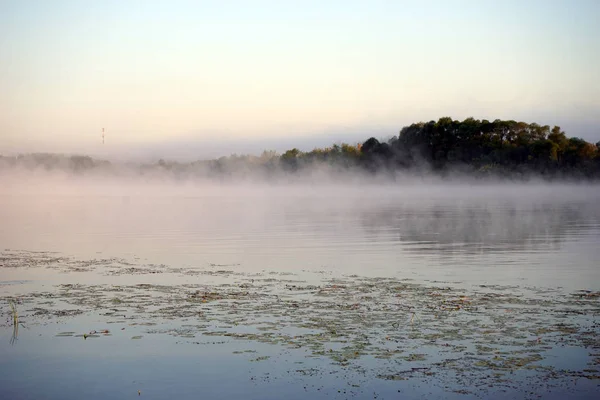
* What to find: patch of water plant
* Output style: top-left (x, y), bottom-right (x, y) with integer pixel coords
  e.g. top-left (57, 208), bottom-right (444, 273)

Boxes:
top-left (1, 250), bottom-right (599, 397)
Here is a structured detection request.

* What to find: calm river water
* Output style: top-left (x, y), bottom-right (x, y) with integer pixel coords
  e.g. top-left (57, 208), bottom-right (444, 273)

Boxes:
top-left (1, 181), bottom-right (599, 399)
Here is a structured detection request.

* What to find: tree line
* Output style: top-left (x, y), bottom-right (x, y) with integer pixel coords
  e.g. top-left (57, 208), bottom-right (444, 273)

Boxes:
top-left (357, 117), bottom-right (600, 177)
top-left (2, 117), bottom-right (599, 179)
top-left (277, 117), bottom-right (600, 178)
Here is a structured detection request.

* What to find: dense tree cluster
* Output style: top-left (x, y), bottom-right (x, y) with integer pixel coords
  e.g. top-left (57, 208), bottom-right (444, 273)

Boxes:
top-left (359, 117), bottom-right (600, 177)
top-left (2, 117), bottom-right (599, 180)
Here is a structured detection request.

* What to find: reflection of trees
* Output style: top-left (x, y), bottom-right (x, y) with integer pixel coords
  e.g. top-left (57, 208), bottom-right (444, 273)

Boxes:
top-left (358, 199), bottom-right (600, 255)
top-left (264, 194), bottom-right (600, 256)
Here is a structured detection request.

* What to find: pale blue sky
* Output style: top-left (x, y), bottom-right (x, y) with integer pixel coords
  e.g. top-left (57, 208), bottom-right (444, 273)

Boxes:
top-left (1, 0), bottom-right (599, 156)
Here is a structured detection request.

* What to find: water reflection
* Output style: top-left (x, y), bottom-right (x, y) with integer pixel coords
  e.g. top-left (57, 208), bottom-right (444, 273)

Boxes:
top-left (357, 199), bottom-right (600, 255)
top-left (1, 185), bottom-right (599, 282)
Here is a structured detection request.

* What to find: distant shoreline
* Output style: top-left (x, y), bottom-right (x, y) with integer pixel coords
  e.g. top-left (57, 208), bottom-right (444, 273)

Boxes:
top-left (2, 118), bottom-right (599, 182)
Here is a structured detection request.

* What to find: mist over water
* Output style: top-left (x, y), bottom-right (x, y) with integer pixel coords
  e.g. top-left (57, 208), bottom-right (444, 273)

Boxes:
top-left (1, 166), bottom-right (600, 400)
top-left (2, 171), bottom-right (599, 290)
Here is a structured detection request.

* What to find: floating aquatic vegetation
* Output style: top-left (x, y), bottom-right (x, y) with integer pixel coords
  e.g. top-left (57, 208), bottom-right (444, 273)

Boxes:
top-left (2, 250), bottom-right (600, 397)
top-left (250, 356), bottom-right (270, 362)
top-left (55, 332), bottom-right (76, 337)
top-left (403, 353), bottom-right (428, 362)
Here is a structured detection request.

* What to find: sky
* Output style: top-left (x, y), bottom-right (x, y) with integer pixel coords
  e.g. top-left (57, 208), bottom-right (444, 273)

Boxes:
top-left (1, 0), bottom-right (599, 159)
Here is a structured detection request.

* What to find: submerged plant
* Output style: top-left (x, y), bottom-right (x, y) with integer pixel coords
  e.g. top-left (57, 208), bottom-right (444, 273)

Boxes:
top-left (9, 301), bottom-right (19, 345)
top-left (409, 311), bottom-right (421, 325)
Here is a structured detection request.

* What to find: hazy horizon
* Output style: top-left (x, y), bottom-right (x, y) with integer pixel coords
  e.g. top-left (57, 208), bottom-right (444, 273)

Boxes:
top-left (0, 124), bottom-right (385, 162)
top-left (2, 117), bottom-right (600, 163)
top-left (2, 0), bottom-right (600, 158)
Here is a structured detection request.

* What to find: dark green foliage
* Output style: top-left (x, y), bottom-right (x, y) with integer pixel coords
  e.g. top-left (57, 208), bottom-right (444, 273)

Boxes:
top-left (372, 117), bottom-right (599, 178)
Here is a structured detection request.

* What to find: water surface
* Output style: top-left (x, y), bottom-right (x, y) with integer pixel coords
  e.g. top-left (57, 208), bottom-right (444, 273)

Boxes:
top-left (1, 182), bottom-right (599, 399)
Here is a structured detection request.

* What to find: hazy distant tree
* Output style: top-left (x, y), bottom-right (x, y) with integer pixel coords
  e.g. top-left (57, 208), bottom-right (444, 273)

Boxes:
top-left (280, 148), bottom-right (301, 171)
top-left (361, 137), bottom-right (380, 155)
top-left (70, 155), bottom-right (94, 172)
